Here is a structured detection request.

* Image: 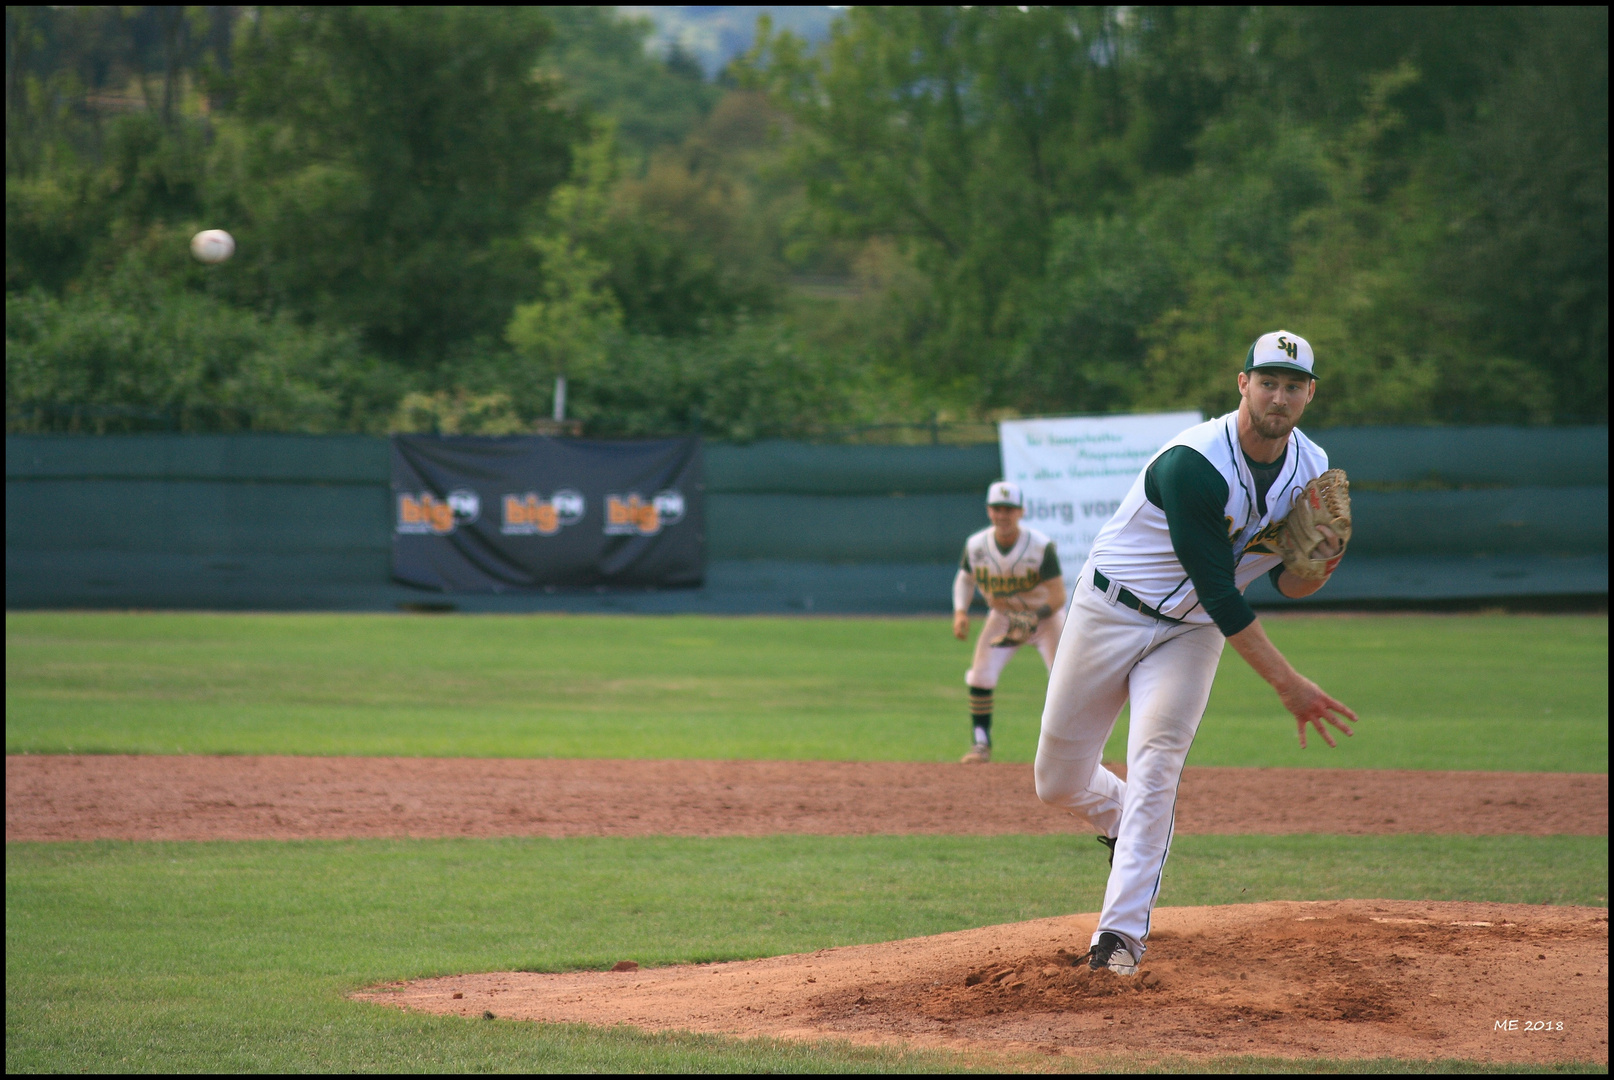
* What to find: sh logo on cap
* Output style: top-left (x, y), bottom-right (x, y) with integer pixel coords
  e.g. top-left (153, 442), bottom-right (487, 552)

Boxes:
top-left (1245, 330), bottom-right (1317, 379)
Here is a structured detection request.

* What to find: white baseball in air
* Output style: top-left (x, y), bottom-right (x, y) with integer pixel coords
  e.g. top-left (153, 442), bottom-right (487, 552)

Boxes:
top-left (190, 229), bottom-right (235, 264)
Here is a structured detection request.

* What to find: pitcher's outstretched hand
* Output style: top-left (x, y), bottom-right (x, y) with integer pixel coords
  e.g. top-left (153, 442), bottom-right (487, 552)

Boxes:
top-left (1279, 676), bottom-right (1358, 749)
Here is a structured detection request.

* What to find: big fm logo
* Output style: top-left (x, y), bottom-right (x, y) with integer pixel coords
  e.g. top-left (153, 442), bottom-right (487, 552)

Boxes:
top-left (604, 490), bottom-right (685, 536)
top-left (396, 489), bottom-right (480, 535)
top-left (501, 489), bottom-right (585, 536)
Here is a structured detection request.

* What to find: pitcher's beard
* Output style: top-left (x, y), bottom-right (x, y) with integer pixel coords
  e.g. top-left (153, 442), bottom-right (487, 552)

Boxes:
top-left (1252, 411), bottom-right (1295, 440)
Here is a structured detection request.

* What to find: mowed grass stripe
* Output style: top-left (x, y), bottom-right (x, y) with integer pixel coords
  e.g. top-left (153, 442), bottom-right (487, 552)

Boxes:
top-left (5, 834), bottom-right (1606, 1072)
top-left (6, 612), bottom-right (1607, 771)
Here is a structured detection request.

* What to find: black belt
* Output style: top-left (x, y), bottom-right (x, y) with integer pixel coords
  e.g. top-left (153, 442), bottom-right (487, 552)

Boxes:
top-left (1092, 569), bottom-right (1181, 623)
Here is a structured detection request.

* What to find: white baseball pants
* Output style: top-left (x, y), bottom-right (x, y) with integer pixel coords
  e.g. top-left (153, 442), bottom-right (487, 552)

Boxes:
top-left (965, 607), bottom-right (1065, 689)
top-left (1034, 569), bottom-right (1224, 961)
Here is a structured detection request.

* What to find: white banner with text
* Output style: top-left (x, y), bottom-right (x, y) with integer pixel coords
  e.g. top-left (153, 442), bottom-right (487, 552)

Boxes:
top-left (998, 411), bottom-right (1203, 574)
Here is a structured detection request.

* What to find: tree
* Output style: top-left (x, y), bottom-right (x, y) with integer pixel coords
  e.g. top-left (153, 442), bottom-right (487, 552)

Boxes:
top-left (1446, 6), bottom-right (1607, 415)
top-left (538, 6), bottom-right (719, 160)
top-left (745, 8), bottom-right (1142, 383)
top-left (595, 90), bottom-right (785, 336)
top-left (505, 129), bottom-right (623, 419)
top-left (225, 6), bottom-right (578, 366)
top-left (746, 5), bottom-right (1605, 424)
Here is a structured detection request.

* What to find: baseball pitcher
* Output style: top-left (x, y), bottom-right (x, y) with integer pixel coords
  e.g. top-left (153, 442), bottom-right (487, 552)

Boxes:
top-left (952, 481), bottom-right (1067, 763)
top-left (1035, 331), bottom-right (1356, 975)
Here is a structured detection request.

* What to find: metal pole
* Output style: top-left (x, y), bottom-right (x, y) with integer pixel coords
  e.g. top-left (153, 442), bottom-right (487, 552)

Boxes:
top-left (553, 375), bottom-right (567, 422)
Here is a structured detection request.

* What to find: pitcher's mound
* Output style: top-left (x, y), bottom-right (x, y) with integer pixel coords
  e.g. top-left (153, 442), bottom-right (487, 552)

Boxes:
top-left (357, 900), bottom-right (1607, 1065)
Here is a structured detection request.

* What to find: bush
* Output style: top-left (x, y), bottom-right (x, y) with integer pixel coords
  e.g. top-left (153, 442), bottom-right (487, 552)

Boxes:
top-left (567, 321), bottom-right (864, 441)
top-left (5, 275), bottom-right (403, 434)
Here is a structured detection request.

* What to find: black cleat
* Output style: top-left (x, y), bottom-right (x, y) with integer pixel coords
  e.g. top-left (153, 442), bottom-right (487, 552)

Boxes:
top-left (1096, 835), bottom-right (1116, 867)
top-left (1088, 931), bottom-right (1139, 975)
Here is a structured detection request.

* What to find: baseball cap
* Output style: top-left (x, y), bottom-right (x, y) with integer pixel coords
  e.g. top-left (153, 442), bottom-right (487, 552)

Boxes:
top-left (1244, 331), bottom-right (1317, 379)
top-left (986, 481), bottom-right (1023, 508)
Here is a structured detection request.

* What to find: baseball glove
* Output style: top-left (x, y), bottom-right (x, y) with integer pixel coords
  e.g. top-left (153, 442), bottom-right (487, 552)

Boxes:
top-left (1275, 468), bottom-right (1352, 581)
top-left (989, 610), bottom-right (1040, 647)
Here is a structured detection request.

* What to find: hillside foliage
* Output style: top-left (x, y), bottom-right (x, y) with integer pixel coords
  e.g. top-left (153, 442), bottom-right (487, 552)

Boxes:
top-left (6, 6), bottom-right (1606, 437)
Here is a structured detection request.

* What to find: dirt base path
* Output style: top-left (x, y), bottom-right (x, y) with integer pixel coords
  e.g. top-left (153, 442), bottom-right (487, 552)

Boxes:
top-left (6, 756), bottom-right (1606, 842)
top-left (357, 900), bottom-right (1608, 1066)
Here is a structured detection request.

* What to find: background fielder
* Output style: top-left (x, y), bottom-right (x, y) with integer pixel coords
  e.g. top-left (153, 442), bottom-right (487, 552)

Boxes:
top-left (1035, 331), bottom-right (1357, 975)
top-left (952, 481), bottom-right (1066, 764)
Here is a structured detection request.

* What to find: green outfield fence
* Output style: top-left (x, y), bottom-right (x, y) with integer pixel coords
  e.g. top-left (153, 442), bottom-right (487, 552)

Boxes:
top-left (5, 428), bottom-right (1606, 612)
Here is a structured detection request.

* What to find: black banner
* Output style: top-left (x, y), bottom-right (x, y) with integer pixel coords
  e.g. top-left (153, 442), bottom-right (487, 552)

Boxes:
top-left (391, 435), bottom-right (703, 591)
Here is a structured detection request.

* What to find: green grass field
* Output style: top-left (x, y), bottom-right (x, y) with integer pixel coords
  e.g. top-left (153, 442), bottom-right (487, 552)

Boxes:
top-left (6, 835), bottom-right (1606, 1073)
top-left (5, 611), bottom-right (1609, 1072)
top-left (5, 611), bottom-right (1607, 770)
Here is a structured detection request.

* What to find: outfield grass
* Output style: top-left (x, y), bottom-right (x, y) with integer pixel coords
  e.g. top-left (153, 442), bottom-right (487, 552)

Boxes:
top-left (5, 834), bottom-right (1606, 1073)
top-left (6, 612), bottom-right (1606, 770)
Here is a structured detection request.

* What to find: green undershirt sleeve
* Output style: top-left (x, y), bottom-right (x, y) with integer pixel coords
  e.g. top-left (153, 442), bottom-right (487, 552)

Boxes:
top-left (1144, 446), bottom-right (1257, 637)
top-left (1039, 543), bottom-right (1061, 581)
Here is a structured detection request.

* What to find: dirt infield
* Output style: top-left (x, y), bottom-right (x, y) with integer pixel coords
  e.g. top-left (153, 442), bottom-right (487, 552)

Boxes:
top-left (357, 899), bottom-right (1608, 1065)
top-left (6, 755), bottom-right (1606, 841)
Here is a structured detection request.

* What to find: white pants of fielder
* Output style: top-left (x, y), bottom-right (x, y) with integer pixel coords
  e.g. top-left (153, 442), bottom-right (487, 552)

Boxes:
top-left (1035, 569), bottom-right (1225, 962)
top-left (965, 607), bottom-right (1065, 689)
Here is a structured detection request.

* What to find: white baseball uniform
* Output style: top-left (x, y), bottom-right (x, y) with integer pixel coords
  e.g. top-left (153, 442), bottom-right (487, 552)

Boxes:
top-left (1035, 409), bottom-right (1330, 963)
top-left (955, 525), bottom-right (1065, 690)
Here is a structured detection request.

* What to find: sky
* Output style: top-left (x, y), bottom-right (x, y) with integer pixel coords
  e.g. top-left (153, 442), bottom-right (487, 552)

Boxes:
top-left (617, 6), bottom-right (840, 76)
